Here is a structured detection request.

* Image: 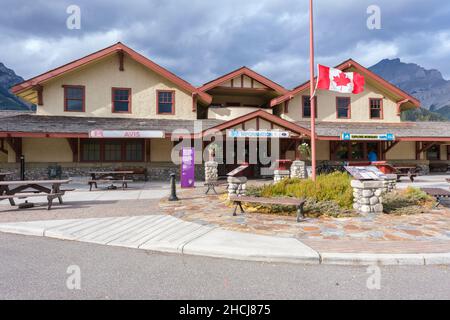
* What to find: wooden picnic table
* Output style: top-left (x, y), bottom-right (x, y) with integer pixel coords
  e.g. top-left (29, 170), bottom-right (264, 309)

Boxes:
top-left (88, 171), bottom-right (134, 191)
top-left (421, 188), bottom-right (450, 208)
top-left (0, 179), bottom-right (72, 209)
top-left (0, 172), bottom-right (13, 181)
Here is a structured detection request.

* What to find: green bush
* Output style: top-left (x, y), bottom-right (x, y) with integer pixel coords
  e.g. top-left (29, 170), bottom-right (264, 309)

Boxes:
top-left (383, 187), bottom-right (435, 215)
top-left (260, 172), bottom-right (354, 209)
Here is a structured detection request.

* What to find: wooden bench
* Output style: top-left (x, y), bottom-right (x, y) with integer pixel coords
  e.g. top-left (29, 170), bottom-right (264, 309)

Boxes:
top-left (390, 165), bottom-right (418, 182)
top-left (229, 195), bottom-right (306, 222)
top-left (421, 188), bottom-right (450, 208)
top-left (204, 181), bottom-right (227, 195)
top-left (88, 179), bottom-right (133, 191)
top-left (0, 192), bottom-right (64, 210)
top-left (114, 167), bottom-right (149, 181)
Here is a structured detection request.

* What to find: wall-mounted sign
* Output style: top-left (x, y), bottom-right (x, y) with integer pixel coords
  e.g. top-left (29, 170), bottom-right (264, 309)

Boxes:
top-left (345, 166), bottom-right (388, 181)
top-left (341, 133), bottom-right (395, 141)
top-left (89, 130), bottom-right (165, 138)
top-left (228, 129), bottom-right (290, 139)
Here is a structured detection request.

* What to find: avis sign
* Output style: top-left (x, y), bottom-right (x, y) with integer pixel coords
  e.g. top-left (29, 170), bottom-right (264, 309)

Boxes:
top-left (89, 130), bottom-right (165, 138)
top-left (341, 133), bottom-right (395, 141)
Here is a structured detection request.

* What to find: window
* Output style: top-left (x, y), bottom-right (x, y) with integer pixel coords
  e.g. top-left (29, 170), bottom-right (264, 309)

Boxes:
top-left (104, 141), bottom-right (122, 161)
top-left (336, 97), bottom-right (351, 119)
top-left (80, 139), bottom-right (144, 162)
top-left (112, 88), bottom-right (131, 113)
top-left (427, 145), bottom-right (441, 160)
top-left (370, 98), bottom-right (383, 119)
top-left (302, 96), bottom-right (317, 118)
top-left (331, 141), bottom-right (381, 161)
top-left (81, 141), bottom-right (100, 161)
top-left (157, 90), bottom-right (175, 114)
top-left (64, 85), bottom-right (85, 112)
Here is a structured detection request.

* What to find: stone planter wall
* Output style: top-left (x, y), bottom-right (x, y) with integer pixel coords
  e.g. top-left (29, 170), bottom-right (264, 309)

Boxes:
top-left (351, 180), bottom-right (384, 215)
top-left (274, 170), bottom-right (290, 183)
top-left (290, 161), bottom-right (306, 179)
top-left (227, 176), bottom-right (247, 198)
top-left (383, 174), bottom-right (397, 193)
top-left (204, 161), bottom-right (218, 182)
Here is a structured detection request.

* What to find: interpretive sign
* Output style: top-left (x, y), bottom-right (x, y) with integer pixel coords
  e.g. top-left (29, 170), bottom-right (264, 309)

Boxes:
top-left (344, 166), bottom-right (388, 181)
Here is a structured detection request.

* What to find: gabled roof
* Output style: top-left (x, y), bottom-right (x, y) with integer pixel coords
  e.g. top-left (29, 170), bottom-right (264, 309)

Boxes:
top-left (11, 42), bottom-right (212, 105)
top-left (201, 109), bottom-right (311, 137)
top-left (198, 66), bottom-right (288, 95)
top-left (270, 59), bottom-right (421, 108)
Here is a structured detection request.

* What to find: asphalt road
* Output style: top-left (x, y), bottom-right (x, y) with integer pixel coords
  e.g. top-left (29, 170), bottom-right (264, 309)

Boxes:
top-left (1, 233), bottom-right (450, 300)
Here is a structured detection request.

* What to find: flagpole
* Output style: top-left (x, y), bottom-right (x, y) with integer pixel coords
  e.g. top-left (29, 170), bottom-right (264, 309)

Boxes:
top-left (309, 0), bottom-right (317, 181)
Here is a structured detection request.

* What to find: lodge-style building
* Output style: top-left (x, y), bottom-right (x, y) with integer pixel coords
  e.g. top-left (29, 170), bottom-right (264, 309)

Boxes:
top-left (1, 42), bottom-right (449, 179)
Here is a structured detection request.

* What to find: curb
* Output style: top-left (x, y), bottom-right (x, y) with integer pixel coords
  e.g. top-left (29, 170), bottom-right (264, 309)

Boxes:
top-left (1, 221), bottom-right (450, 266)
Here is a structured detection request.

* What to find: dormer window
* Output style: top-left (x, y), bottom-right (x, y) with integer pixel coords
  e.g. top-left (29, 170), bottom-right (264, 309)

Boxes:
top-left (336, 97), bottom-right (351, 119)
top-left (157, 90), bottom-right (175, 114)
top-left (63, 85), bottom-right (85, 112)
top-left (370, 98), bottom-right (383, 119)
top-left (112, 88), bottom-right (131, 113)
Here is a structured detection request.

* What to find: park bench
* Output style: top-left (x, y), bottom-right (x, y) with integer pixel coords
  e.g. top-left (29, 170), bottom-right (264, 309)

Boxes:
top-left (204, 181), bottom-right (228, 195)
top-left (421, 188), bottom-right (450, 208)
top-left (114, 167), bottom-right (149, 181)
top-left (229, 195), bottom-right (306, 222)
top-left (390, 164), bottom-right (418, 182)
top-left (88, 171), bottom-right (134, 191)
top-left (0, 192), bottom-right (65, 210)
top-left (88, 179), bottom-right (133, 191)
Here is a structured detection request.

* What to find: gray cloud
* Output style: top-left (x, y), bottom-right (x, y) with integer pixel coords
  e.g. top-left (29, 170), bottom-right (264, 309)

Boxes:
top-left (0, 0), bottom-right (449, 88)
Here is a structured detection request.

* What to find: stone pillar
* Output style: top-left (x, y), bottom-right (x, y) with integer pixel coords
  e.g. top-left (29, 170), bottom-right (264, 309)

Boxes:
top-left (227, 176), bottom-right (248, 198)
top-left (351, 180), bottom-right (384, 215)
top-left (290, 160), bottom-right (306, 179)
top-left (274, 170), bottom-right (290, 183)
top-left (382, 174), bottom-right (397, 193)
top-left (204, 161), bottom-right (218, 183)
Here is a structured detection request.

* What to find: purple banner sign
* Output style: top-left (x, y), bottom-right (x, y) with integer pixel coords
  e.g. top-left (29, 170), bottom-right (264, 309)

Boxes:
top-left (181, 147), bottom-right (195, 188)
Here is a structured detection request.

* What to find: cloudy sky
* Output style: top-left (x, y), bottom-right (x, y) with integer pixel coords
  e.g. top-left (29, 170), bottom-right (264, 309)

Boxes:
top-left (0, 0), bottom-right (449, 88)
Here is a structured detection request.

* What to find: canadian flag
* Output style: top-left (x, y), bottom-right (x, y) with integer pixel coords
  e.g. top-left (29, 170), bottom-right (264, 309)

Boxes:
top-left (316, 64), bottom-right (365, 94)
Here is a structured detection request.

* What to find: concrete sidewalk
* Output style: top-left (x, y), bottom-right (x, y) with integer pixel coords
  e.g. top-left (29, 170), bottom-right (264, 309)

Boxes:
top-left (0, 215), bottom-right (449, 266)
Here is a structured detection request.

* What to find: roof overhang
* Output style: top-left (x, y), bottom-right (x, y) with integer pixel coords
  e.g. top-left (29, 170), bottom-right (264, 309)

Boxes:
top-left (11, 42), bottom-right (212, 106)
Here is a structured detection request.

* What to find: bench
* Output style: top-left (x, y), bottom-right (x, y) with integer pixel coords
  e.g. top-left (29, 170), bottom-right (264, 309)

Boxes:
top-left (0, 192), bottom-right (64, 210)
top-left (421, 188), bottom-right (450, 208)
top-left (229, 195), bottom-right (306, 222)
top-left (204, 181), bottom-right (227, 195)
top-left (390, 165), bottom-right (418, 182)
top-left (114, 167), bottom-right (149, 181)
top-left (88, 180), bottom-right (133, 191)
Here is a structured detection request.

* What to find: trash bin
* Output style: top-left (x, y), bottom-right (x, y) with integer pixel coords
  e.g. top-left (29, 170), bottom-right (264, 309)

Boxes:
top-left (47, 164), bottom-right (62, 180)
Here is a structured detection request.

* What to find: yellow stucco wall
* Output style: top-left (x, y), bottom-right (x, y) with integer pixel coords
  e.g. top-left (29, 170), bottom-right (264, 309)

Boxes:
top-left (0, 152), bottom-right (7, 163)
top-left (23, 138), bottom-right (73, 162)
top-left (317, 140), bottom-right (330, 160)
top-left (37, 54), bottom-right (195, 120)
top-left (385, 141), bottom-right (416, 160)
top-left (281, 83), bottom-right (401, 123)
top-left (150, 138), bottom-right (173, 162)
top-left (208, 107), bottom-right (272, 120)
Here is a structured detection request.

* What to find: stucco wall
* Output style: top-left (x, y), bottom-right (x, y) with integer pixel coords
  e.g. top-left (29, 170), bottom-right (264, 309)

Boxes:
top-left (385, 141), bottom-right (416, 160)
top-left (208, 107), bottom-right (272, 120)
top-left (150, 138), bottom-right (173, 162)
top-left (280, 83), bottom-right (401, 123)
top-left (37, 54), bottom-right (195, 120)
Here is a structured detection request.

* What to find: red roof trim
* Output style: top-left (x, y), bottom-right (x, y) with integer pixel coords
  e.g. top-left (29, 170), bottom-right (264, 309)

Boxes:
top-left (199, 67), bottom-right (288, 95)
top-left (270, 59), bottom-right (420, 108)
top-left (200, 109), bottom-right (312, 137)
top-left (11, 42), bottom-right (212, 105)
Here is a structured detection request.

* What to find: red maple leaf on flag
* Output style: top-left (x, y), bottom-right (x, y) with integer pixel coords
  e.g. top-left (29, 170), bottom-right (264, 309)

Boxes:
top-left (333, 73), bottom-right (351, 87)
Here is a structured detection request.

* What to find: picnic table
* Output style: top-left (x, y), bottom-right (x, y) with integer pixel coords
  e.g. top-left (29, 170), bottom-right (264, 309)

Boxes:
top-left (0, 179), bottom-right (72, 210)
top-left (0, 172), bottom-right (13, 181)
top-left (88, 171), bottom-right (134, 191)
top-left (392, 166), bottom-right (418, 182)
top-left (421, 188), bottom-right (450, 208)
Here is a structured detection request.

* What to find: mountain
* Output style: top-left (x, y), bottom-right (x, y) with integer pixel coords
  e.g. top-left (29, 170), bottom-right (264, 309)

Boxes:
top-left (0, 62), bottom-right (33, 111)
top-left (369, 59), bottom-right (450, 120)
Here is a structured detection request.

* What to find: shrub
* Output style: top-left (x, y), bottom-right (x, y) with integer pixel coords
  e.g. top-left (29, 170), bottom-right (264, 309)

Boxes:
top-left (383, 187), bottom-right (435, 215)
top-left (260, 172), bottom-right (354, 209)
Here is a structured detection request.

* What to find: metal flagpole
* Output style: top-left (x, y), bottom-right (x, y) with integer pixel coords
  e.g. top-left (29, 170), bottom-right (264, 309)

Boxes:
top-left (309, 0), bottom-right (317, 181)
